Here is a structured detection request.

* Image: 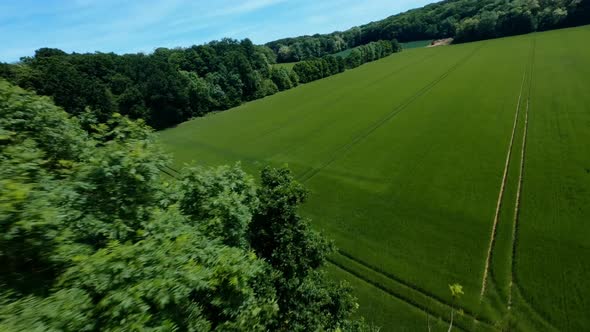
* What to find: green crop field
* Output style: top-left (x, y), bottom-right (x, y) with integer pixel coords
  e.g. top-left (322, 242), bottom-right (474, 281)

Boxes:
top-left (273, 61), bottom-right (297, 70)
top-left (333, 48), bottom-right (353, 57)
top-left (401, 40), bottom-right (434, 49)
top-left (160, 26), bottom-right (590, 331)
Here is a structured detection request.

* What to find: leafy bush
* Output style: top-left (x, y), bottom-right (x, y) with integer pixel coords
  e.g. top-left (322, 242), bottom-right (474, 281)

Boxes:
top-left (0, 80), bottom-right (367, 331)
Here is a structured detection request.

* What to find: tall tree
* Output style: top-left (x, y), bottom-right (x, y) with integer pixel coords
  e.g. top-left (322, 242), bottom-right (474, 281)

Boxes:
top-left (0, 80), bottom-right (365, 331)
top-left (249, 167), bottom-right (359, 331)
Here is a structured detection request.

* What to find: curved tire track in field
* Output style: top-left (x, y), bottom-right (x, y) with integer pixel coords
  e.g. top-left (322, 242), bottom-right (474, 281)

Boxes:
top-left (159, 167), bottom-right (178, 179)
top-left (479, 53), bottom-right (529, 300)
top-left (507, 89), bottom-right (530, 312)
top-left (297, 43), bottom-right (486, 183)
top-left (513, 284), bottom-right (560, 332)
top-left (159, 165), bottom-right (181, 179)
top-left (159, 166), bottom-right (180, 180)
top-left (328, 260), bottom-right (476, 332)
top-left (506, 38), bottom-right (558, 331)
top-left (509, 39), bottom-right (535, 309)
top-left (336, 250), bottom-right (495, 326)
top-left (164, 165), bottom-right (181, 174)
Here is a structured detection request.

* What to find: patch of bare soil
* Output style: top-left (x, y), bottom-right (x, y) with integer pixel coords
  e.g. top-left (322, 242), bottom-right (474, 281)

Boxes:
top-left (428, 38), bottom-right (453, 47)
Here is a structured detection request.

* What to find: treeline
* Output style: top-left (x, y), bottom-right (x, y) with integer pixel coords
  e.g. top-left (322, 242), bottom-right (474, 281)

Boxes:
top-left (267, 30), bottom-right (359, 62)
top-left (4, 1), bottom-right (587, 130)
top-left (453, 0), bottom-right (590, 42)
top-left (0, 37), bottom-right (403, 130)
top-left (344, 40), bottom-right (402, 69)
top-left (293, 39), bottom-right (401, 84)
top-left (267, 0), bottom-right (590, 62)
top-left (0, 80), bottom-right (374, 331)
top-left (293, 56), bottom-right (345, 84)
top-left (0, 39), bottom-right (287, 130)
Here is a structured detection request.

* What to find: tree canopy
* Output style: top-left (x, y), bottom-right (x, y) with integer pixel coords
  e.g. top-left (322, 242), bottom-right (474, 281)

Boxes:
top-left (1, 1), bottom-right (588, 131)
top-left (0, 35), bottom-right (404, 131)
top-left (0, 80), bottom-right (370, 331)
top-left (0, 39), bottom-right (281, 130)
top-left (266, 0), bottom-right (590, 61)
top-left (291, 39), bottom-right (402, 84)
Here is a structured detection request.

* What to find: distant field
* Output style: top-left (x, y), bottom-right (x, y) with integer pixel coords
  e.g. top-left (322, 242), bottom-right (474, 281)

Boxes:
top-left (332, 39), bottom-right (433, 59)
top-left (272, 62), bottom-right (297, 70)
top-left (333, 48), bottom-right (353, 57)
top-left (160, 26), bottom-right (590, 331)
top-left (275, 39), bottom-right (431, 65)
top-left (401, 40), bottom-right (433, 49)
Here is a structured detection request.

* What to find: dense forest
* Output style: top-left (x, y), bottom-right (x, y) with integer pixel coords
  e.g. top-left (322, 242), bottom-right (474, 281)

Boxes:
top-left (293, 40), bottom-right (401, 83)
top-left (267, 0), bottom-right (590, 62)
top-left (0, 80), bottom-right (376, 331)
top-left (0, 40), bottom-right (281, 130)
top-left (0, 37), bottom-right (400, 131)
top-left (2, 1), bottom-right (587, 132)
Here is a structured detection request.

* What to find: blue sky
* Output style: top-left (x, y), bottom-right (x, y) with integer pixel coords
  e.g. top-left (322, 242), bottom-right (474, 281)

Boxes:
top-left (0, 0), bottom-right (435, 62)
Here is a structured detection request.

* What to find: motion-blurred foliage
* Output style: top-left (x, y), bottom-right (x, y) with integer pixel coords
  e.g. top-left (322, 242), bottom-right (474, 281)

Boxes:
top-left (0, 80), bottom-right (367, 331)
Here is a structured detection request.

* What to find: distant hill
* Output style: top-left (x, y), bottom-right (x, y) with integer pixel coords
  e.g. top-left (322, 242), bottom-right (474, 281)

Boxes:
top-left (266, 0), bottom-right (590, 62)
top-left (2, 0), bottom-right (588, 132)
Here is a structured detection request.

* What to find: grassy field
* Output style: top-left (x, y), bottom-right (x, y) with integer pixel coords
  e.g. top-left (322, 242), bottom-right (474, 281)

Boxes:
top-left (401, 40), bottom-right (433, 49)
top-left (333, 48), bottom-right (353, 57)
top-left (272, 62), bottom-right (297, 70)
top-left (331, 39), bottom-right (433, 58)
top-left (160, 26), bottom-right (590, 331)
